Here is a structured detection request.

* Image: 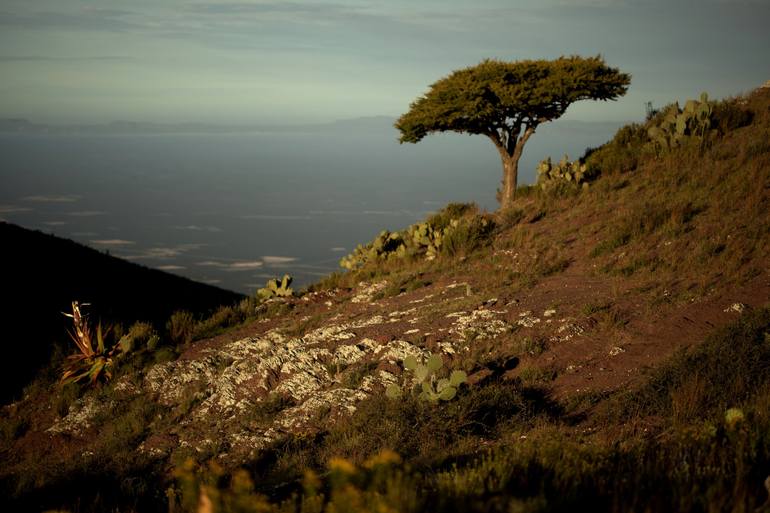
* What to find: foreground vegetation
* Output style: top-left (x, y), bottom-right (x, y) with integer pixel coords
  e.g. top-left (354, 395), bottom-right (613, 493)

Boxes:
top-left (171, 307), bottom-right (770, 513)
top-left (1, 85), bottom-right (768, 512)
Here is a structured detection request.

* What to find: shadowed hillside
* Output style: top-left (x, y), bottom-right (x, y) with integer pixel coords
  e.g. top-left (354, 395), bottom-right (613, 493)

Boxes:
top-left (0, 222), bottom-right (244, 402)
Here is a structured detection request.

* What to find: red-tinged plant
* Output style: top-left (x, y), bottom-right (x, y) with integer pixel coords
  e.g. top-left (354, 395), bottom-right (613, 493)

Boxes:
top-left (61, 301), bottom-right (119, 386)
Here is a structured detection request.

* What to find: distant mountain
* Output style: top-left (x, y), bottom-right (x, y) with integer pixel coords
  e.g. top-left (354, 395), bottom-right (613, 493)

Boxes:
top-left (0, 117), bottom-right (400, 135)
top-left (0, 115), bottom-right (626, 141)
top-left (0, 222), bottom-right (244, 403)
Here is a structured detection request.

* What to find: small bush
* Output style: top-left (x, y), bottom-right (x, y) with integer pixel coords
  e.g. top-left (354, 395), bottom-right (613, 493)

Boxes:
top-left (426, 203), bottom-right (476, 231)
top-left (192, 303), bottom-right (250, 340)
top-left (166, 310), bottom-right (196, 345)
top-left (497, 207), bottom-right (526, 229)
top-left (119, 321), bottom-right (159, 352)
top-left (712, 100), bottom-right (754, 134)
top-left (583, 122), bottom-right (649, 175)
top-left (441, 214), bottom-right (496, 258)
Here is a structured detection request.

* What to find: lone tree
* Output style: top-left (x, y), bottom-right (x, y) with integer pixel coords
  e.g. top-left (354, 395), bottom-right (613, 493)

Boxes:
top-left (395, 56), bottom-right (630, 209)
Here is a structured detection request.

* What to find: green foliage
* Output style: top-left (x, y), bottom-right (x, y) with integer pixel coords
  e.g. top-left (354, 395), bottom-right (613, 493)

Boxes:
top-left (60, 301), bottom-right (127, 386)
top-left (339, 204), bottom-right (490, 270)
top-left (646, 92), bottom-right (716, 153)
top-left (536, 154), bottom-right (596, 191)
top-left (440, 214), bottom-right (495, 258)
top-left (583, 123), bottom-right (649, 175)
top-left (171, 451), bottom-right (412, 513)
top-left (395, 56), bottom-right (630, 207)
top-left (584, 93), bottom-right (755, 179)
top-left (191, 300), bottom-right (256, 340)
top-left (257, 274), bottom-right (294, 300)
top-left (711, 99), bottom-right (754, 134)
top-left (386, 352), bottom-right (467, 402)
top-left (396, 56), bottom-right (630, 145)
top-left (425, 202), bottom-right (475, 229)
top-left (340, 230), bottom-right (406, 270)
top-left (166, 310), bottom-right (196, 345)
top-left (118, 321), bottom-right (159, 353)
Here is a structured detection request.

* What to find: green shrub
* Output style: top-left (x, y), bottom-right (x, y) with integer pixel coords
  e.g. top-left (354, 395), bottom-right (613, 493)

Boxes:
top-left (712, 100), bottom-right (754, 134)
top-left (118, 321), bottom-right (159, 352)
top-left (166, 310), bottom-right (196, 345)
top-left (536, 154), bottom-right (596, 191)
top-left (440, 214), bottom-right (496, 257)
top-left (425, 202), bottom-right (476, 231)
top-left (192, 303), bottom-right (252, 340)
top-left (257, 275), bottom-right (294, 300)
top-left (386, 353), bottom-right (467, 402)
top-left (60, 301), bottom-right (125, 386)
top-left (583, 122), bottom-right (648, 175)
top-left (339, 203), bottom-right (485, 269)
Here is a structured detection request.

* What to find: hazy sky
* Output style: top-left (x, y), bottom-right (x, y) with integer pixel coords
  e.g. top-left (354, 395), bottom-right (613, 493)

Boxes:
top-left (1, 0), bottom-right (768, 124)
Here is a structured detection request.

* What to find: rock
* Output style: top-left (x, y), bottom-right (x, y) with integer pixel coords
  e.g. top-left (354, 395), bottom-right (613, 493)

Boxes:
top-left (723, 302), bottom-right (748, 313)
top-left (351, 280), bottom-right (388, 303)
top-left (517, 311), bottom-right (541, 328)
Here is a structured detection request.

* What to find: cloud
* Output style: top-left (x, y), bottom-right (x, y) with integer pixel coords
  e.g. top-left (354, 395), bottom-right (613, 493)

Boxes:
top-left (22, 194), bottom-right (81, 202)
top-left (362, 209), bottom-right (416, 216)
top-left (196, 260), bottom-right (268, 271)
top-left (123, 243), bottom-right (206, 260)
top-left (0, 55), bottom-right (131, 62)
top-left (196, 256), bottom-right (297, 270)
top-left (195, 260), bottom-right (263, 271)
top-left (241, 214), bottom-right (312, 220)
top-left (262, 256), bottom-right (298, 265)
top-left (0, 8), bottom-right (143, 32)
top-left (68, 210), bottom-right (106, 217)
top-left (196, 260), bottom-right (226, 267)
top-left (173, 224), bottom-right (222, 232)
top-left (0, 205), bottom-right (32, 213)
top-left (89, 239), bottom-right (134, 246)
top-left (156, 264), bottom-right (186, 271)
top-left (226, 261), bottom-right (265, 271)
top-left (188, 2), bottom-right (349, 16)
top-left (42, 221), bottom-right (67, 226)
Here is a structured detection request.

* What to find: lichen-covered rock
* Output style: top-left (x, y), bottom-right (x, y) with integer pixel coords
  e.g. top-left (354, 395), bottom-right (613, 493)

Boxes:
top-left (373, 339), bottom-right (431, 364)
top-left (516, 311), bottom-right (541, 328)
top-left (351, 280), bottom-right (388, 304)
top-left (47, 395), bottom-right (113, 436)
top-left (448, 308), bottom-right (511, 344)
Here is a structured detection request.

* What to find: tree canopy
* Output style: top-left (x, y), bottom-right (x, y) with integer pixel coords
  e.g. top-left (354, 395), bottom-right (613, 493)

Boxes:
top-left (395, 56), bottom-right (631, 208)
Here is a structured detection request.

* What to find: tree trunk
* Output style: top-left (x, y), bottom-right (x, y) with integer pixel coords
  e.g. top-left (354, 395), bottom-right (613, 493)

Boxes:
top-left (497, 126), bottom-right (535, 210)
top-left (500, 155), bottom-right (518, 210)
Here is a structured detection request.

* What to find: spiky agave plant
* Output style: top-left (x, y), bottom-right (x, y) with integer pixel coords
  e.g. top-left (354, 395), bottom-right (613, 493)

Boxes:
top-left (61, 301), bottom-right (118, 385)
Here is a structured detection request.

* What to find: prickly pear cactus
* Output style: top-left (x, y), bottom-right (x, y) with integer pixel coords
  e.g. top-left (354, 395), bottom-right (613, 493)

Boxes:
top-left (536, 155), bottom-right (593, 191)
top-left (339, 208), bottom-right (470, 270)
top-left (646, 92), bottom-right (715, 154)
top-left (386, 352), bottom-right (467, 402)
top-left (257, 274), bottom-right (294, 300)
top-left (406, 221), bottom-right (452, 261)
top-left (339, 230), bottom-right (407, 270)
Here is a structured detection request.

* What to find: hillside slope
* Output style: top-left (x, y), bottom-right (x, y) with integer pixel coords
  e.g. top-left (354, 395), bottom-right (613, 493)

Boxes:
top-left (1, 85), bottom-right (769, 512)
top-left (0, 222), bottom-right (244, 402)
